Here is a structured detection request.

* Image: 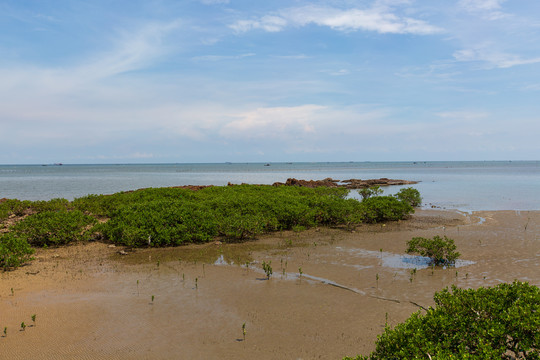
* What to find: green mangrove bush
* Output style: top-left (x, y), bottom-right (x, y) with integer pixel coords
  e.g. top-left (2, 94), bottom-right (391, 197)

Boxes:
top-left (394, 187), bottom-right (422, 207)
top-left (2, 184), bottom-right (418, 251)
top-left (344, 281), bottom-right (540, 360)
top-left (360, 196), bottom-right (413, 223)
top-left (406, 235), bottom-right (460, 266)
top-left (0, 233), bottom-right (35, 270)
top-left (12, 210), bottom-right (97, 246)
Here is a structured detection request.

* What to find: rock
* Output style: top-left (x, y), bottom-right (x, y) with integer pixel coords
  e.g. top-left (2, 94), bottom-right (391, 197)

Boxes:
top-left (273, 178), bottom-right (418, 189)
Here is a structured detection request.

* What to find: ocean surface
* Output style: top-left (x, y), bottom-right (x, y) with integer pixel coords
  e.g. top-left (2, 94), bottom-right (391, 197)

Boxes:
top-left (1, 161), bottom-right (539, 211)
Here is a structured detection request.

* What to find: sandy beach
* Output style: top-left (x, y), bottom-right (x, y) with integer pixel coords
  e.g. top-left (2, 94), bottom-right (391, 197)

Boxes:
top-left (1, 209), bottom-right (539, 359)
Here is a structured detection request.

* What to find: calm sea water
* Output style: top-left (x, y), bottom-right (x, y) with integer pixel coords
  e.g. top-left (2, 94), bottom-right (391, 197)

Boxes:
top-left (1, 161), bottom-right (539, 211)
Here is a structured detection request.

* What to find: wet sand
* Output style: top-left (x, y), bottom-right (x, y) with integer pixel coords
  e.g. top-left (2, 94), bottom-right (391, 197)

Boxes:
top-left (1, 209), bottom-right (539, 359)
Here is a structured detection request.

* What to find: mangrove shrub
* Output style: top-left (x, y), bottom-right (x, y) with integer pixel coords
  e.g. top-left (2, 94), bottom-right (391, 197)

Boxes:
top-left (0, 233), bottom-right (34, 270)
top-left (406, 235), bottom-right (460, 266)
top-left (12, 210), bottom-right (97, 246)
top-left (345, 281), bottom-right (540, 360)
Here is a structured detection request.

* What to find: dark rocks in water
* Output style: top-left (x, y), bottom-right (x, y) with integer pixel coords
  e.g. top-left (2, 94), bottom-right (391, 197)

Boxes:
top-left (272, 178), bottom-right (418, 189)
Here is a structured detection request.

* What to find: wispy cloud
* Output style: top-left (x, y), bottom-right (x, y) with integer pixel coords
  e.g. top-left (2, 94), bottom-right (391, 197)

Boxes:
top-left (230, 5), bottom-right (441, 35)
top-left (459, 0), bottom-right (508, 19)
top-left (453, 46), bottom-right (540, 69)
top-left (191, 53), bottom-right (255, 62)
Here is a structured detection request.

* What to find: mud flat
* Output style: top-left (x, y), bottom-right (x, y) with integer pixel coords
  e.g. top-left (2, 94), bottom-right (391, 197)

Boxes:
top-left (1, 209), bottom-right (539, 359)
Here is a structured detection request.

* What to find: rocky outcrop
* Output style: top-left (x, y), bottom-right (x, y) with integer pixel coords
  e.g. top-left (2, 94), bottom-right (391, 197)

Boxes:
top-left (272, 177), bottom-right (417, 189)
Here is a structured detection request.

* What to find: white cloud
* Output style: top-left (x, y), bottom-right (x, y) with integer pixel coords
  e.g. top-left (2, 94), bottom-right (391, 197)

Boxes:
top-left (191, 53), bottom-right (255, 62)
top-left (220, 105), bottom-right (324, 139)
top-left (453, 46), bottom-right (540, 68)
top-left (80, 21), bottom-right (181, 79)
top-left (230, 5), bottom-right (441, 35)
top-left (458, 0), bottom-right (508, 20)
top-left (459, 0), bottom-right (505, 11)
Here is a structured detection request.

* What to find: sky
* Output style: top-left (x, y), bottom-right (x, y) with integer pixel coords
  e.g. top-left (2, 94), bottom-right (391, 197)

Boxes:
top-left (1, 0), bottom-right (540, 164)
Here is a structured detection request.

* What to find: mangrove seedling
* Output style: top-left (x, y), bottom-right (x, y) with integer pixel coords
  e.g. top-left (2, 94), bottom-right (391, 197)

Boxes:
top-left (20, 322), bottom-right (26, 331)
top-left (11, 288), bottom-right (14, 296)
top-left (262, 261), bottom-right (273, 279)
top-left (376, 273), bottom-right (379, 288)
top-left (195, 277), bottom-right (198, 289)
top-left (299, 267), bottom-right (303, 277)
top-left (242, 322), bottom-right (246, 341)
top-left (151, 295), bottom-right (155, 303)
top-left (3, 327), bottom-right (6, 337)
top-left (31, 314), bottom-right (36, 327)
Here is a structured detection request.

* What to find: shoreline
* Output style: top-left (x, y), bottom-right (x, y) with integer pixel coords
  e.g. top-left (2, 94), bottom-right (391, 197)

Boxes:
top-left (1, 209), bottom-right (539, 359)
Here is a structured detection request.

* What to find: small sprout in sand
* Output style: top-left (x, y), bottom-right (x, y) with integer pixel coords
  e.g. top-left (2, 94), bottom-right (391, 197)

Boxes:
top-left (376, 273), bottom-right (379, 288)
top-left (31, 314), bottom-right (36, 327)
top-left (182, 273), bottom-right (185, 282)
top-left (3, 327), bottom-right (6, 337)
top-left (156, 260), bottom-right (160, 268)
top-left (10, 288), bottom-right (14, 296)
top-left (203, 263), bottom-right (205, 277)
top-left (195, 277), bottom-right (198, 289)
top-left (385, 312), bottom-right (389, 327)
top-left (136, 280), bottom-right (140, 296)
top-left (20, 322), bottom-right (26, 331)
top-left (242, 322), bottom-right (246, 341)
top-left (282, 268), bottom-right (286, 276)
top-left (151, 295), bottom-right (155, 303)
top-left (262, 261), bottom-right (273, 280)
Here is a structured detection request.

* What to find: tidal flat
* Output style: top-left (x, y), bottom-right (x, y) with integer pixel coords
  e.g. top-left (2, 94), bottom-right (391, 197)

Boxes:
top-left (1, 209), bottom-right (539, 359)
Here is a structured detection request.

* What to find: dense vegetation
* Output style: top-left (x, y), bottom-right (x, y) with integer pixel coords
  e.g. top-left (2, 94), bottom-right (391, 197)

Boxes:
top-left (0, 233), bottom-right (35, 270)
top-left (345, 281), bottom-right (540, 360)
top-left (406, 235), bottom-right (460, 266)
top-left (0, 184), bottom-right (419, 269)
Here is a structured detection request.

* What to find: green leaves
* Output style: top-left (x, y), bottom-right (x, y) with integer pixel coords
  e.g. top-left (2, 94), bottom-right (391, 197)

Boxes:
top-left (0, 233), bottom-right (34, 270)
top-left (12, 210), bottom-right (97, 246)
top-left (394, 187), bottom-right (422, 207)
top-left (2, 185), bottom-right (418, 253)
top-left (262, 261), bottom-right (273, 279)
top-left (406, 235), bottom-right (460, 266)
top-left (346, 281), bottom-right (540, 360)
top-left (360, 196), bottom-right (413, 223)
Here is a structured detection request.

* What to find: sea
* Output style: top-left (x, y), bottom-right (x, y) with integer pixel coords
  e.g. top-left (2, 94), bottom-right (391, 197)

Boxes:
top-left (1, 161), bottom-right (539, 212)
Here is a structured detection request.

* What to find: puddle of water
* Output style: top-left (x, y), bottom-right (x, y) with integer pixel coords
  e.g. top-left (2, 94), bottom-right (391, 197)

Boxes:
top-left (336, 247), bottom-right (474, 269)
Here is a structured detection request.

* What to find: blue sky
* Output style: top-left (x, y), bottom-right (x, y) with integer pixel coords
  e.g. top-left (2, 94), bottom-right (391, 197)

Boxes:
top-left (1, 0), bottom-right (540, 164)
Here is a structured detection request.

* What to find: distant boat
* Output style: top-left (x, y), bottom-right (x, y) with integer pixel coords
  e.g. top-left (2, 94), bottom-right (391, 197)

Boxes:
top-left (54, 163), bottom-right (63, 166)
top-left (264, 163), bottom-right (271, 166)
